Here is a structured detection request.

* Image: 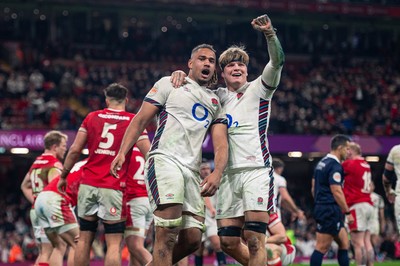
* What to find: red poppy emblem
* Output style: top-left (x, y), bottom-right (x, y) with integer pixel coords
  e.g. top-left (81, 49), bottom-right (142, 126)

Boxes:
top-left (237, 93), bottom-right (243, 99)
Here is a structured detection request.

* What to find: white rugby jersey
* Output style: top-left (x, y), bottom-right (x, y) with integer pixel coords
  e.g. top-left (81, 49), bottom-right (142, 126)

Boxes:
top-left (145, 77), bottom-right (227, 170)
top-left (273, 172), bottom-right (287, 210)
top-left (387, 145), bottom-right (400, 193)
top-left (216, 76), bottom-right (275, 170)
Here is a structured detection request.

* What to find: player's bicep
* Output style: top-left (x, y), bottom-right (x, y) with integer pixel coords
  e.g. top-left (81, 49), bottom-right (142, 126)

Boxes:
top-left (70, 130), bottom-right (88, 153)
top-left (329, 183), bottom-right (342, 195)
top-left (261, 61), bottom-right (282, 89)
top-left (21, 173), bottom-right (32, 189)
top-left (134, 101), bottom-right (160, 128)
top-left (210, 123), bottom-right (228, 150)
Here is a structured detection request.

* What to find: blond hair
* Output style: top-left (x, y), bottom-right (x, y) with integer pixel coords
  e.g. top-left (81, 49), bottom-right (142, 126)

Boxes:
top-left (44, 130), bottom-right (67, 150)
top-left (349, 142), bottom-right (362, 155)
top-left (219, 45), bottom-right (249, 70)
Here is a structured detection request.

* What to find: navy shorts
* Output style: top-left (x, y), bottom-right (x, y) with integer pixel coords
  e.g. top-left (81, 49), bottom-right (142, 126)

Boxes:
top-left (313, 203), bottom-right (344, 235)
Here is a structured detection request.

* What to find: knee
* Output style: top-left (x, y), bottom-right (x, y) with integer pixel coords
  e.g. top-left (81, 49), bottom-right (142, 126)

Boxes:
top-left (185, 237), bottom-right (202, 254)
top-left (218, 226), bottom-right (242, 252)
top-left (246, 235), bottom-right (262, 255)
top-left (219, 236), bottom-right (241, 253)
top-left (163, 227), bottom-right (180, 250)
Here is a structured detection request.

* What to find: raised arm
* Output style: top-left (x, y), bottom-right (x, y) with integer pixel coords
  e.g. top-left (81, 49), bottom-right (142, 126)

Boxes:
top-left (251, 14), bottom-right (285, 89)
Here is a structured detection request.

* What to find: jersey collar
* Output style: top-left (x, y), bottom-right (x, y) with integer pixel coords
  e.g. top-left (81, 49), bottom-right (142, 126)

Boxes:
top-left (326, 153), bottom-right (340, 163)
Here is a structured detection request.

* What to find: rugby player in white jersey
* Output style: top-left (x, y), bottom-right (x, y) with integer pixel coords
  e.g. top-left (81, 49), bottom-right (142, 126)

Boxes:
top-left (171, 14), bottom-right (285, 265)
top-left (272, 158), bottom-right (305, 220)
top-left (382, 144), bottom-right (400, 234)
top-left (111, 44), bottom-right (229, 266)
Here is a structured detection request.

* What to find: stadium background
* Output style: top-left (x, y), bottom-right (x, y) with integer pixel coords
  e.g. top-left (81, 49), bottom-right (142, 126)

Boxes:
top-left (0, 0), bottom-right (400, 264)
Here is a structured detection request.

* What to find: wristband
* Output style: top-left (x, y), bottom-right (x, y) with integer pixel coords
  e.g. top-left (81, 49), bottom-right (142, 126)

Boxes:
top-left (345, 211), bottom-right (351, 215)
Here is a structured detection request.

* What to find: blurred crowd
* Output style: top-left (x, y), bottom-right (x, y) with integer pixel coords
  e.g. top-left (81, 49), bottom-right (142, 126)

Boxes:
top-left (1, 56), bottom-right (399, 136)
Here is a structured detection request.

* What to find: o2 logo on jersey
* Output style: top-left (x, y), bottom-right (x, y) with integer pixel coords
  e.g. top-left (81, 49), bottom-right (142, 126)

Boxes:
top-left (226, 114), bottom-right (238, 128)
top-left (192, 103), bottom-right (210, 128)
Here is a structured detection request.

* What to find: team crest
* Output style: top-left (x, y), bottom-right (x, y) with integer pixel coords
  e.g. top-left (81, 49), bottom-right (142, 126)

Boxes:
top-left (110, 207), bottom-right (117, 215)
top-left (237, 92), bottom-right (243, 99)
top-left (211, 98), bottom-right (219, 107)
top-left (257, 197), bottom-right (264, 205)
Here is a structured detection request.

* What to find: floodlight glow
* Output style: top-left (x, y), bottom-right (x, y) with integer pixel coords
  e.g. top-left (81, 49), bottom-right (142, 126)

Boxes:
top-left (288, 151), bottom-right (302, 158)
top-left (365, 156), bottom-right (379, 162)
top-left (10, 148), bottom-right (29, 154)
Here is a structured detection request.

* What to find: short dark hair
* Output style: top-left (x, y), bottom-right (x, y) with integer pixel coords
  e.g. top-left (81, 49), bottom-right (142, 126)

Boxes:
top-left (191, 44), bottom-right (216, 58)
top-left (104, 83), bottom-right (128, 103)
top-left (272, 158), bottom-right (285, 169)
top-left (330, 134), bottom-right (351, 150)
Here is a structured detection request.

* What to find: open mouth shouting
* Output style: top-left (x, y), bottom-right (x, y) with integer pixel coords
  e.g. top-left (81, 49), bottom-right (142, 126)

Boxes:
top-left (201, 68), bottom-right (211, 79)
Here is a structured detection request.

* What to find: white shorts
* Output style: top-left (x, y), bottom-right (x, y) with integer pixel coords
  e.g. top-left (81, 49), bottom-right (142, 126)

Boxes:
top-left (216, 167), bottom-right (274, 219)
top-left (395, 196), bottom-right (400, 234)
top-left (125, 197), bottom-right (153, 238)
top-left (30, 208), bottom-right (49, 243)
top-left (145, 154), bottom-right (205, 217)
top-left (35, 191), bottom-right (78, 233)
top-left (281, 244), bottom-right (296, 266)
top-left (348, 202), bottom-right (374, 232)
top-left (369, 210), bottom-right (380, 235)
top-left (202, 209), bottom-right (218, 242)
top-left (77, 184), bottom-right (124, 221)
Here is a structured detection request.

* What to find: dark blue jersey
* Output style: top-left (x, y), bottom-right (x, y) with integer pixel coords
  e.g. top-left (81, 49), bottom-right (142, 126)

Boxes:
top-left (313, 154), bottom-right (344, 204)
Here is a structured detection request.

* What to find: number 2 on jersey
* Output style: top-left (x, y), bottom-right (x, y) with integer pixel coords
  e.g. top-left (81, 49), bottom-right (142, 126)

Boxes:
top-left (133, 155), bottom-right (145, 181)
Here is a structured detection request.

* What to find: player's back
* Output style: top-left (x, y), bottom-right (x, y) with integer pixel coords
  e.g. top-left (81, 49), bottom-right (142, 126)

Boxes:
top-left (313, 154), bottom-right (343, 205)
top-left (43, 159), bottom-right (87, 207)
top-left (81, 108), bottom-right (135, 190)
top-left (28, 153), bottom-right (61, 197)
top-left (125, 146), bottom-right (148, 200)
top-left (342, 158), bottom-right (373, 206)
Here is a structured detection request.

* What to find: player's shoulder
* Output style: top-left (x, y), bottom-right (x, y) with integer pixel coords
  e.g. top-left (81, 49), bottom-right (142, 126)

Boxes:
top-left (389, 145), bottom-right (400, 155)
top-left (155, 76), bottom-right (174, 88)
